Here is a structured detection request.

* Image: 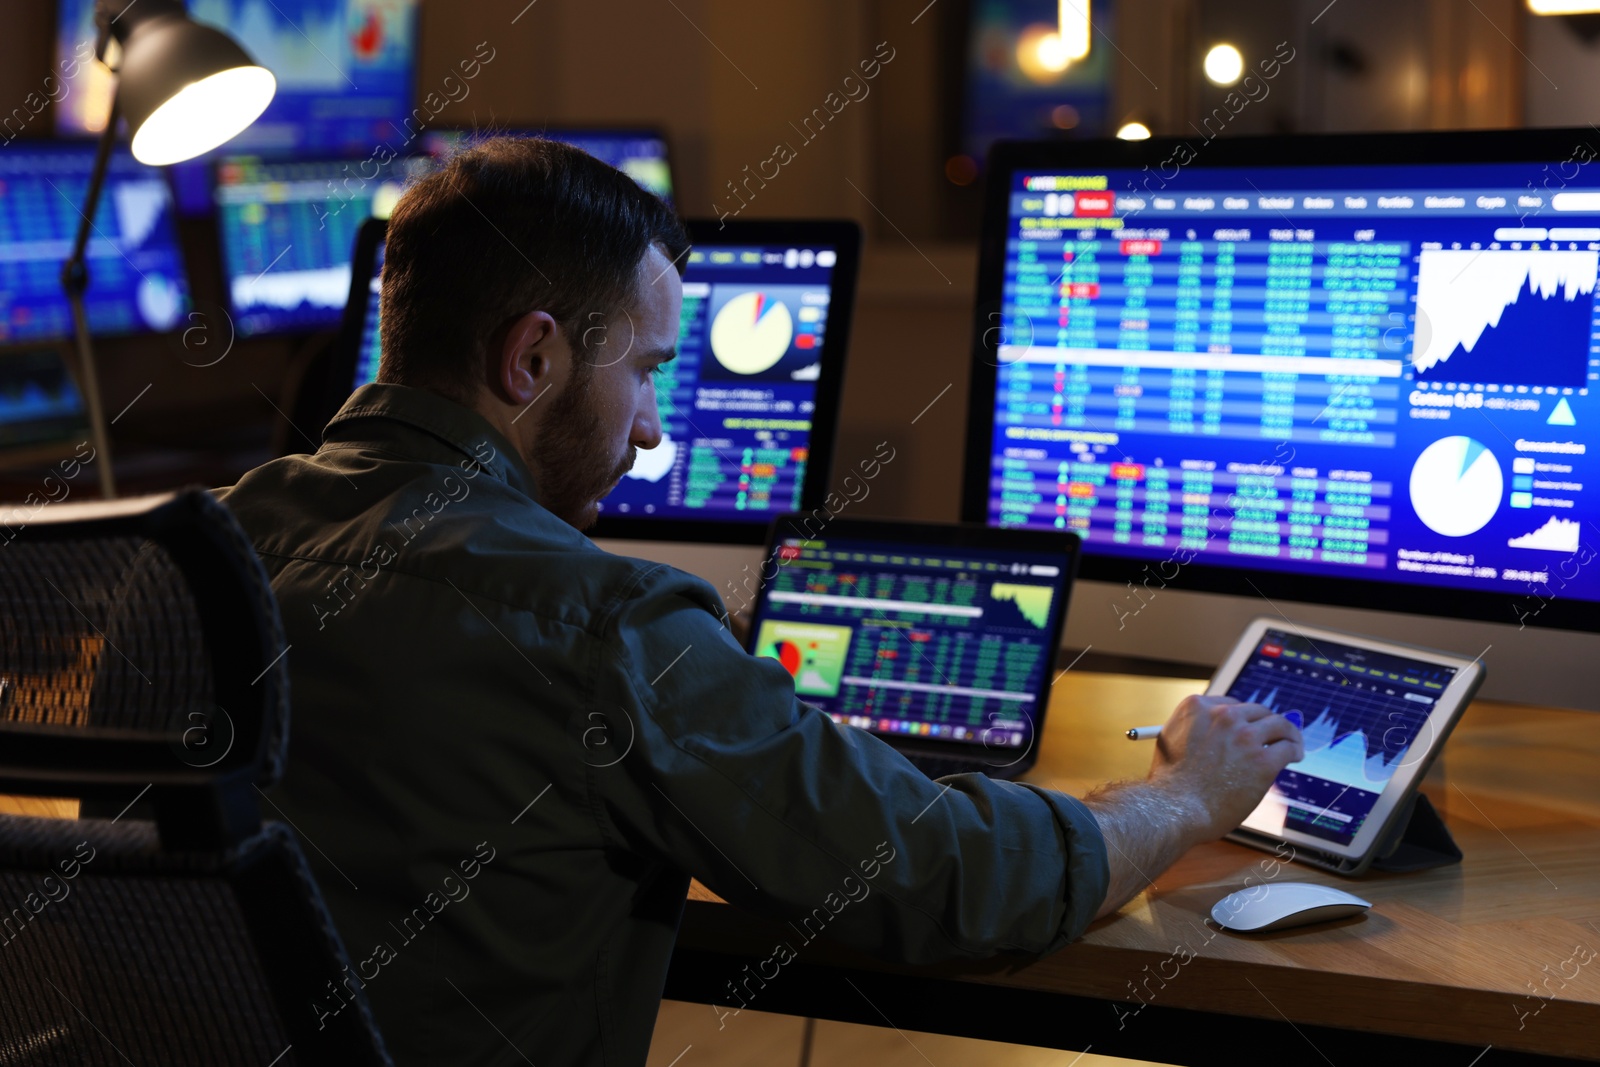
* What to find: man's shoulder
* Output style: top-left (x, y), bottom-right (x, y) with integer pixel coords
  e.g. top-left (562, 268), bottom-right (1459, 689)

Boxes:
top-left (212, 452), bottom-right (730, 637)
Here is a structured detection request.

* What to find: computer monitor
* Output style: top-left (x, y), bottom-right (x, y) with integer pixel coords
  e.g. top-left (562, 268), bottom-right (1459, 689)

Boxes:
top-left (215, 154), bottom-right (417, 336)
top-left (0, 143), bottom-right (187, 342)
top-left (321, 215), bottom-right (386, 415)
top-left (592, 220), bottom-right (858, 542)
top-left (418, 128), bottom-right (675, 202)
top-left (55, 0), bottom-right (421, 216)
top-left (330, 218), bottom-right (858, 544)
top-left (0, 344), bottom-right (89, 467)
top-left (963, 129), bottom-right (1600, 708)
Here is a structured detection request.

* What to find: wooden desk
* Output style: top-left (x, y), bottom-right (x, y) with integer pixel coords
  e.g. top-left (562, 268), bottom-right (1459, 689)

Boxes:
top-left (667, 672), bottom-right (1600, 1065)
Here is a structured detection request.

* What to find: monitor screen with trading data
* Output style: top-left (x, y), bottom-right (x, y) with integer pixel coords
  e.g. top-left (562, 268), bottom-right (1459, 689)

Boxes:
top-left (589, 220), bottom-right (858, 543)
top-left (746, 520), bottom-right (1078, 750)
top-left (0, 346), bottom-right (88, 461)
top-left (418, 128), bottom-right (674, 202)
top-left (0, 144), bottom-right (187, 343)
top-left (216, 155), bottom-right (417, 336)
top-left (56, 0), bottom-right (420, 216)
top-left (350, 231), bottom-right (385, 390)
top-left (963, 130), bottom-right (1600, 632)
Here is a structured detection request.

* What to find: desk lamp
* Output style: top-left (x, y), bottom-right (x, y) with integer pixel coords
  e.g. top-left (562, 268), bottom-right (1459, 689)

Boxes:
top-left (63, 0), bottom-right (275, 497)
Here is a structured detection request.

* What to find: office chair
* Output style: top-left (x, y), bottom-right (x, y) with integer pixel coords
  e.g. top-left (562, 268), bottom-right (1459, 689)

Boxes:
top-left (0, 489), bottom-right (390, 1066)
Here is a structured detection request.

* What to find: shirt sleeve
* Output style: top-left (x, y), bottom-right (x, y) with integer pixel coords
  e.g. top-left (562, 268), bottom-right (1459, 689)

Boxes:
top-left (582, 563), bottom-right (1110, 965)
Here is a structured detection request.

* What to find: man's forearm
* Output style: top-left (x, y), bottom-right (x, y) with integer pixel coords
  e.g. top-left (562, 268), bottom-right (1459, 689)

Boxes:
top-left (1080, 779), bottom-right (1210, 920)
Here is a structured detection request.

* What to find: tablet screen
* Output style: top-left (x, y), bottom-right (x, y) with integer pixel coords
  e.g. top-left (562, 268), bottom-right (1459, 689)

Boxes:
top-left (1226, 628), bottom-right (1459, 848)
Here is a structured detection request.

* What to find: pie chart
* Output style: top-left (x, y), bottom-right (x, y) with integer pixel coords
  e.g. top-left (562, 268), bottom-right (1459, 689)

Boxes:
top-left (1408, 436), bottom-right (1503, 537)
top-left (710, 291), bottom-right (793, 375)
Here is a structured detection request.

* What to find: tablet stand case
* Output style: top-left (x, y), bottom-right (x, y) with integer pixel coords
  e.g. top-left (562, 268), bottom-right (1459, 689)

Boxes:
top-left (1369, 791), bottom-right (1462, 872)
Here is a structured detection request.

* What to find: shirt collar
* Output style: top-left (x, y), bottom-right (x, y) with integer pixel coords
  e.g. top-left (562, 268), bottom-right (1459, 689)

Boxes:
top-left (323, 383), bottom-right (537, 497)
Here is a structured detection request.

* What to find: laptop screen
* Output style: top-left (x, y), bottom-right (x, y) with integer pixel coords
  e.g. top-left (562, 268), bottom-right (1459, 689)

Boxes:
top-left (749, 531), bottom-right (1075, 749)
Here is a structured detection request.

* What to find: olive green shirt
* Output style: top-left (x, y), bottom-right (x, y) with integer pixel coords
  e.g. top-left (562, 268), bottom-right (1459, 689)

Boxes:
top-left (215, 383), bottom-right (1110, 1067)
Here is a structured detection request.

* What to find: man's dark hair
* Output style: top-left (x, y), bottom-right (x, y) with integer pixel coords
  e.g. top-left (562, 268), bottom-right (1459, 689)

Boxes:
top-left (378, 136), bottom-right (690, 402)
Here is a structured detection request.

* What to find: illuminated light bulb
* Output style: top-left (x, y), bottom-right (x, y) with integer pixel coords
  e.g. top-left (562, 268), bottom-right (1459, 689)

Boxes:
top-left (1058, 0), bottom-right (1091, 61)
top-left (1036, 32), bottom-right (1071, 73)
top-left (130, 66), bottom-right (276, 166)
top-left (1204, 43), bottom-right (1245, 86)
top-left (1528, 0), bottom-right (1600, 12)
top-left (1117, 122), bottom-right (1153, 141)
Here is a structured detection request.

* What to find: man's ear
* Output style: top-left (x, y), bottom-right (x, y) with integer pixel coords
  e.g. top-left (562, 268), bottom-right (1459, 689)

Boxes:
top-left (492, 310), bottom-right (561, 405)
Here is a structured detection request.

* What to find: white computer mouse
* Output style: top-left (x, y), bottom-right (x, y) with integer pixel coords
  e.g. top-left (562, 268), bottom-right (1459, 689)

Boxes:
top-left (1210, 881), bottom-right (1372, 933)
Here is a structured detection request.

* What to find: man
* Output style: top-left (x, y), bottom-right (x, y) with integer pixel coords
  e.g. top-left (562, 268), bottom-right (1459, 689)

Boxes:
top-left (217, 137), bottom-right (1303, 1066)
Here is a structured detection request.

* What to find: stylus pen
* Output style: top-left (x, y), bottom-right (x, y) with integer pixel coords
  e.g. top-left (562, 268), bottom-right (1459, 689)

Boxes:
top-left (1125, 725), bottom-right (1163, 740)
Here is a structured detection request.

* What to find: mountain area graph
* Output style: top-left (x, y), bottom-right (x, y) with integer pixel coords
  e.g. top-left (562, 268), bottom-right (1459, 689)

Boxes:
top-left (1230, 673), bottom-right (1431, 793)
top-left (1508, 515), bottom-right (1582, 553)
top-left (1412, 249), bottom-right (1595, 387)
top-left (988, 583), bottom-right (1054, 628)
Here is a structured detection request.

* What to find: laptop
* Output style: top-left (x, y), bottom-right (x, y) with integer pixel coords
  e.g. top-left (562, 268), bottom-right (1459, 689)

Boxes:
top-left (744, 517), bottom-right (1081, 779)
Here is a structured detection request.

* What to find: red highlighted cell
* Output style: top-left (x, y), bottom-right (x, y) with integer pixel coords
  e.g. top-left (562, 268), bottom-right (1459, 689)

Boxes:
top-left (1110, 462), bottom-right (1145, 481)
top-left (1074, 191), bottom-right (1114, 216)
top-left (1120, 239), bottom-right (1162, 256)
top-left (1261, 643), bottom-right (1283, 657)
top-left (1060, 282), bottom-right (1100, 299)
top-left (796, 333), bottom-right (816, 349)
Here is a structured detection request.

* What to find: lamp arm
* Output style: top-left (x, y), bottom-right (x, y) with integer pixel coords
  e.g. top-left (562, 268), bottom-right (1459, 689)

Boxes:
top-left (60, 93), bottom-right (122, 500)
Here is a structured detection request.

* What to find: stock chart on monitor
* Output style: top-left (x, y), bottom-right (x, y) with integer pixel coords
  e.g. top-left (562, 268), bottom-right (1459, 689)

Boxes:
top-left (974, 153), bottom-right (1600, 614)
top-left (0, 145), bottom-right (187, 342)
top-left (56, 0), bottom-right (419, 215)
top-left (596, 240), bottom-right (840, 523)
top-left (0, 347), bottom-right (87, 454)
top-left (216, 155), bottom-right (413, 336)
top-left (750, 534), bottom-right (1071, 747)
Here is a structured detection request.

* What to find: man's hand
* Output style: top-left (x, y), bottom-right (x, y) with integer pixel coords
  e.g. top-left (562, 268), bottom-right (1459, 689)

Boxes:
top-left (1148, 694), bottom-right (1305, 840)
top-left (1082, 694), bottom-right (1304, 920)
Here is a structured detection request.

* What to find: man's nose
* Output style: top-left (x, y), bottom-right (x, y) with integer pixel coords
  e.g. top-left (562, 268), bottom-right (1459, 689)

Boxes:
top-left (633, 399), bottom-right (662, 450)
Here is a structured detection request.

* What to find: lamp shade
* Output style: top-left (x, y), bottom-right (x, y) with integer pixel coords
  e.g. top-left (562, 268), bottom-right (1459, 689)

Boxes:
top-left (115, 13), bottom-right (275, 166)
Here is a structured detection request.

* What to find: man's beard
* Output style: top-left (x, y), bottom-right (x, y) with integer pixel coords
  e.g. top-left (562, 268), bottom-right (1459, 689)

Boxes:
top-left (529, 370), bottom-right (635, 530)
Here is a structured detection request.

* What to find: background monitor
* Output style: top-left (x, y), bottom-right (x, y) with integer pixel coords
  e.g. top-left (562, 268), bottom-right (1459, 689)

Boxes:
top-left (591, 219), bottom-right (859, 543)
top-left (351, 227), bottom-right (385, 390)
top-left (215, 154), bottom-right (416, 336)
top-left (963, 129), bottom-right (1600, 708)
top-left (0, 143), bottom-right (187, 342)
top-left (418, 127), bottom-right (675, 202)
top-left (0, 344), bottom-right (89, 466)
top-left (55, 0), bottom-right (421, 216)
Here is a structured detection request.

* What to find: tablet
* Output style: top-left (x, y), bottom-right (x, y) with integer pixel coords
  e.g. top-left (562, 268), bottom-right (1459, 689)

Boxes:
top-left (1208, 617), bottom-right (1486, 875)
